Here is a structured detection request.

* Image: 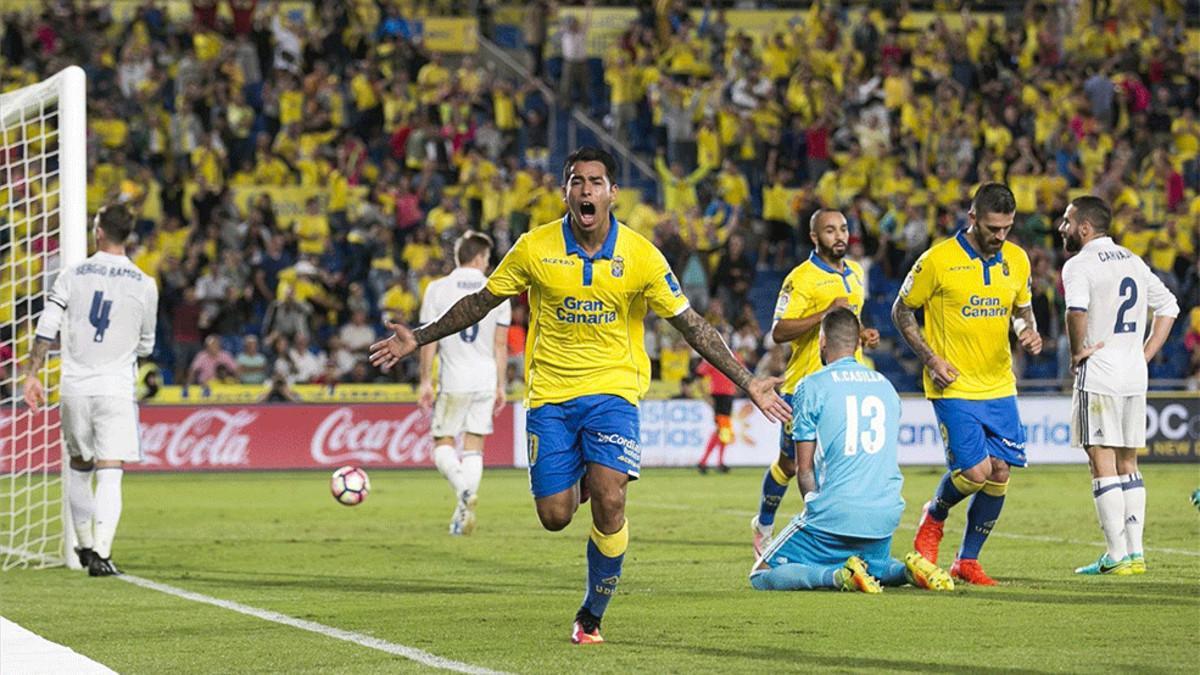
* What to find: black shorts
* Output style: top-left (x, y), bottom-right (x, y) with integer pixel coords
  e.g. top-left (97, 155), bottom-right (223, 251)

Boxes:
top-left (713, 394), bottom-right (734, 416)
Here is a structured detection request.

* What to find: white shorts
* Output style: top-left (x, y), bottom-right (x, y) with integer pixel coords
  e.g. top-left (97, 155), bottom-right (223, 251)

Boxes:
top-left (431, 391), bottom-right (496, 438)
top-left (60, 396), bottom-right (142, 463)
top-left (1071, 390), bottom-right (1146, 449)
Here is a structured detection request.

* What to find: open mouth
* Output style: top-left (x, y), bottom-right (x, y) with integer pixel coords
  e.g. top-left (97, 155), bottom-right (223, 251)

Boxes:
top-left (579, 201), bottom-right (597, 225)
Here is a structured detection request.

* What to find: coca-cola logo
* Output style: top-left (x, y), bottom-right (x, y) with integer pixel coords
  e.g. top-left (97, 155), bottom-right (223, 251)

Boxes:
top-left (310, 407), bottom-right (433, 465)
top-left (140, 409), bottom-right (257, 467)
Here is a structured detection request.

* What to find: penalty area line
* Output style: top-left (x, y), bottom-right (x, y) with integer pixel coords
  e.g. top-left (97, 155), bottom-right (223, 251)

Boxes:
top-left (117, 574), bottom-right (509, 675)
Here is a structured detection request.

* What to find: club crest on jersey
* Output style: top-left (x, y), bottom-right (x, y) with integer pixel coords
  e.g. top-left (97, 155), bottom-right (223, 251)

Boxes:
top-left (611, 256), bottom-right (624, 277)
top-left (1001, 260), bottom-right (1010, 276)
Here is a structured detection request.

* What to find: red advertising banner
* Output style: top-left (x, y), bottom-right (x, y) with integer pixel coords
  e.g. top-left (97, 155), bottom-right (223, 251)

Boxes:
top-left (130, 403), bottom-right (514, 471)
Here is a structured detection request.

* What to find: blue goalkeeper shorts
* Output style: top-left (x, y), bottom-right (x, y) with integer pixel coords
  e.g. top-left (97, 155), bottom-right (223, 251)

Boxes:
top-left (759, 517), bottom-right (893, 570)
top-left (931, 396), bottom-right (1027, 471)
top-left (525, 394), bottom-right (641, 499)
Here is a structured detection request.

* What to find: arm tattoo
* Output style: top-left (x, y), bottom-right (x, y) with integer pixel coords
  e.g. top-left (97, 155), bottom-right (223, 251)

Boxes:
top-left (412, 288), bottom-right (506, 346)
top-left (667, 308), bottom-right (753, 390)
top-left (891, 298), bottom-right (936, 365)
top-left (23, 340), bottom-right (51, 379)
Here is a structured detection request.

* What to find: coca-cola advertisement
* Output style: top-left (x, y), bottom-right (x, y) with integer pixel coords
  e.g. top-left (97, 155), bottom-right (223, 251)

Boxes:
top-left (128, 403), bottom-right (514, 472)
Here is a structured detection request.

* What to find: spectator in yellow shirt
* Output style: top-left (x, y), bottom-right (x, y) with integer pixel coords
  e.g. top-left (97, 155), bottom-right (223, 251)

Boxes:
top-left (655, 149), bottom-right (710, 213)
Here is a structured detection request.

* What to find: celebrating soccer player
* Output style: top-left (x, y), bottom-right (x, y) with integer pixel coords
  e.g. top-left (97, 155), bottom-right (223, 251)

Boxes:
top-left (752, 210), bottom-right (878, 557)
top-left (417, 231), bottom-right (510, 536)
top-left (750, 309), bottom-right (953, 593)
top-left (370, 147), bottom-right (790, 644)
top-left (23, 204), bottom-right (159, 577)
top-left (1059, 196), bottom-right (1178, 575)
top-left (892, 183), bottom-right (1041, 586)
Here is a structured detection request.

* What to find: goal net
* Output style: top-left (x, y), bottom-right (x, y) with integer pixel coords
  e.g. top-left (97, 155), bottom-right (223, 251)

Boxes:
top-left (0, 66), bottom-right (86, 570)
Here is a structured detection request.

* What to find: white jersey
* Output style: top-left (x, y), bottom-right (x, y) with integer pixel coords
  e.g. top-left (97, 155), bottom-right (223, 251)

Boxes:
top-left (419, 267), bottom-right (511, 394)
top-left (1062, 236), bottom-right (1179, 396)
top-left (34, 251), bottom-right (159, 399)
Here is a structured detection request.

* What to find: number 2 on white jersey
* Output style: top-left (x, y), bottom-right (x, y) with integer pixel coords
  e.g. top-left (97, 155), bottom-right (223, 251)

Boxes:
top-left (843, 395), bottom-right (886, 456)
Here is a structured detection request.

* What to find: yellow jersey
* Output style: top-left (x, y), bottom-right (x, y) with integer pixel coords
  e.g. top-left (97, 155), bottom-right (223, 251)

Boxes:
top-left (486, 216), bottom-right (691, 408)
top-left (773, 254), bottom-right (866, 394)
top-left (899, 231), bottom-right (1033, 400)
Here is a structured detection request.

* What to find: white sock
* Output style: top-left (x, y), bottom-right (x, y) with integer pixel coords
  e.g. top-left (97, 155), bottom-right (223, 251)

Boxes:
top-left (67, 467), bottom-right (96, 550)
top-left (1091, 477), bottom-right (1126, 561)
top-left (461, 452), bottom-right (483, 494)
top-left (1121, 472), bottom-right (1146, 555)
top-left (433, 444), bottom-right (464, 495)
top-left (93, 468), bottom-right (123, 559)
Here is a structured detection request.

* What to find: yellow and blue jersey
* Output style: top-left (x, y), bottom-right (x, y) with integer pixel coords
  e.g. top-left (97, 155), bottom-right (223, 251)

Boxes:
top-left (899, 230), bottom-right (1032, 400)
top-left (773, 253), bottom-right (866, 395)
top-left (486, 215), bottom-right (691, 408)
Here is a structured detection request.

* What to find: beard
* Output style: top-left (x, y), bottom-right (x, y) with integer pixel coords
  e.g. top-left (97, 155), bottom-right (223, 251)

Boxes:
top-left (1063, 232), bottom-right (1083, 253)
top-left (819, 242), bottom-right (847, 260)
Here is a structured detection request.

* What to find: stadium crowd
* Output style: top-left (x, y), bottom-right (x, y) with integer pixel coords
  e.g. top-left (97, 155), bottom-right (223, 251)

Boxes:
top-left (1, 0), bottom-right (1198, 395)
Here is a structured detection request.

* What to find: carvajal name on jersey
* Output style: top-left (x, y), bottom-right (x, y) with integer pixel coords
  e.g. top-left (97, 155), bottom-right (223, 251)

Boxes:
top-left (555, 296), bottom-right (617, 324)
top-left (1098, 249), bottom-right (1132, 262)
top-left (961, 294), bottom-right (1007, 318)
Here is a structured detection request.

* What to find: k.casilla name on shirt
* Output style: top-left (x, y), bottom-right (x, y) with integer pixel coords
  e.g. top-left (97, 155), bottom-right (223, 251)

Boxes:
top-left (555, 296), bottom-right (617, 324)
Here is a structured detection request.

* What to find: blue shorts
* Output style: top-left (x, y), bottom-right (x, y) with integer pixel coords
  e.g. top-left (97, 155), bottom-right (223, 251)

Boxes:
top-left (525, 394), bottom-right (641, 499)
top-left (777, 391), bottom-right (795, 459)
top-left (931, 397), bottom-right (1027, 471)
top-left (760, 518), bottom-right (892, 570)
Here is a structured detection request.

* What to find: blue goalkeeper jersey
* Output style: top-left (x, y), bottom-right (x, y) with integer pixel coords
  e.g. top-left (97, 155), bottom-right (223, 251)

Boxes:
top-left (790, 356), bottom-right (904, 539)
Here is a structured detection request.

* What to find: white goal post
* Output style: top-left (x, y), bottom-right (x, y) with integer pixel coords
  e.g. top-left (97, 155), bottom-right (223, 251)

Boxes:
top-left (0, 65), bottom-right (87, 570)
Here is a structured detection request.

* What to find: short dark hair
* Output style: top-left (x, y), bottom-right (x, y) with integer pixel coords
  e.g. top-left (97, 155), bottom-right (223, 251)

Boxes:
top-left (821, 308), bottom-right (861, 352)
top-left (1070, 195), bottom-right (1111, 233)
top-left (454, 230), bottom-right (494, 265)
top-left (94, 203), bottom-right (134, 244)
top-left (562, 146), bottom-right (618, 185)
top-left (971, 182), bottom-right (1017, 218)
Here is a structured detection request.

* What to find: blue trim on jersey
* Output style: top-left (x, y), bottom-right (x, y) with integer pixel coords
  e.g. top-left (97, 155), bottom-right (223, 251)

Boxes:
top-left (35, 334), bottom-right (55, 342)
top-left (561, 214), bottom-right (619, 287)
top-left (807, 251), bottom-right (854, 293)
top-left (1067, 306), bottom-right (1087, 312)
top-left (955, 230), bottom-right (1005, 286)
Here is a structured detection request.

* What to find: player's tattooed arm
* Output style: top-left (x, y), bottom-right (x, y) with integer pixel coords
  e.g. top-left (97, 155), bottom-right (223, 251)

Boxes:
top-left (893, 297), bottom-right (959, 388)
top-left (21, 339), bottom-right (52, 410)
top-left (413, 289), bottom-right (507, 345)
top-left (371, 288), bottom-right (509, 371)
top-left (891, 298), bottom-right (936, 365)
top-left (668, 308), bottom-right (752, 390)
top-left (22, 339), bottom-right (51, 379)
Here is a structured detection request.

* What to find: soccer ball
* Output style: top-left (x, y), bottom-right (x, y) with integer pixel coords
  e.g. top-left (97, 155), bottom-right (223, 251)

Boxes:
top-left (330, 466), bottom-right (370, 506)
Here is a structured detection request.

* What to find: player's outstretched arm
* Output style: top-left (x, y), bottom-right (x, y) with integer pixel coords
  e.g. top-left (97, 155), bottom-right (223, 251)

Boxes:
top-left (892, 297), bottom-right (958, 388)
top-left (369, 288), bottom-right (508, 371)
top-left (667, 308), bottom-right (791, 423)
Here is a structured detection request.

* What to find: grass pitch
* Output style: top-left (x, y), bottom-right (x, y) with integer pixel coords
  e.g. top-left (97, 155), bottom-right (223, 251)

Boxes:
top-left (1, 465), bottom-right (1197, 673)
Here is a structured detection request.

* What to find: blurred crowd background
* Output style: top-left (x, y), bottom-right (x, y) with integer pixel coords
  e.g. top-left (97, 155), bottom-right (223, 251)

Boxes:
top-left (1, 0), bottom-right (1198, 398)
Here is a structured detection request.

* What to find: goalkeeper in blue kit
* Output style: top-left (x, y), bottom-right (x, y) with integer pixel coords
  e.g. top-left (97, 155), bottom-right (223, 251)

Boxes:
top-left (750, 310), bottom-right (953, 592)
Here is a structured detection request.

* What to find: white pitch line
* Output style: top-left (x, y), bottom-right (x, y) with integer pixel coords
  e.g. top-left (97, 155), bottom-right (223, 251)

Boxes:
top-left (118, 575), bottom-right (509, 675)
top-left (634, 500), bottom-right (1200, 557)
